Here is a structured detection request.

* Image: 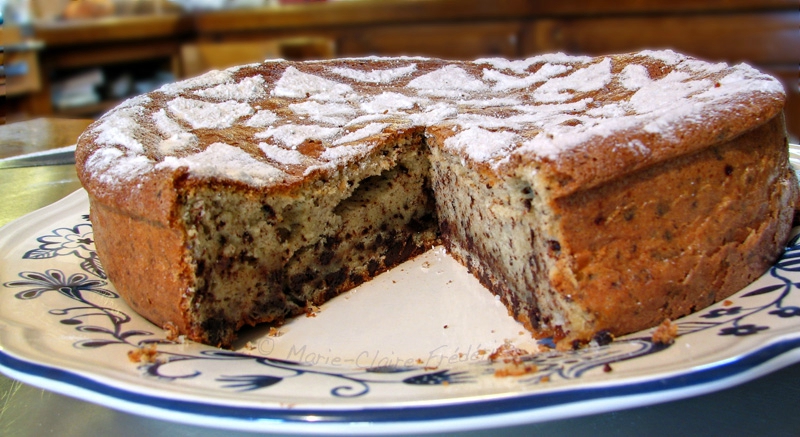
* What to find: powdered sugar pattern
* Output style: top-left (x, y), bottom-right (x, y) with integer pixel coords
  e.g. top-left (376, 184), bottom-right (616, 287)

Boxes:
top-left (83, 50), bottom-right (786, 186)
top-left (533, 58), bottom-right (612, 103)
top-left (334, 123), bottom-right (389, 145)
top-left (444, 127), bottom-right (519, 162)
top-left (272, 66), bottom-right (353, 100)
top-left (92, 105), bottom-right (148, 154)
top-left (158, 142), bottom-right (285, 185)
top-left (259, 142), bottom-right (307, 166)
top-left (361, 92), bottom-right (421, 113)
top-left (329, 64), bottom-right (417, 83)
top-left (408, 65), bottom-right (487, 97)
top-left (256, 124), bottom-right (341, 148)
top-left (193, 75), bottom-right (267, 101)
top-left (290, 101), bottom-right (356, 125)
top-left (158, 70), bottom-right (233, 95)
top-left (244, 110), bottom-right (279, 128)
top-left (167, 97), bottom-right (254, 129)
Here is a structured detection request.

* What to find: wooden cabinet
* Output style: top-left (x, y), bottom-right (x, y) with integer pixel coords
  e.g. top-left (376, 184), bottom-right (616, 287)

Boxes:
top-left (25, 0), bottom-right (799, 137)
top-left (192, 0), bottom-right (799, 137)
top-left (337, 22), bottom-right (521, 60)
top-left (522, 12), bottom-right (799, 65)
top-left (28, 14), bottom-right (192, 118)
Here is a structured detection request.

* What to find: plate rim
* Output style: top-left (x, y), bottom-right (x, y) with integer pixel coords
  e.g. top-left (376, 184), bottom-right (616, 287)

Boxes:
top-left (3, 188), bottom-right (800, 434)
top-left (2, 335), bottom-right (800, 434)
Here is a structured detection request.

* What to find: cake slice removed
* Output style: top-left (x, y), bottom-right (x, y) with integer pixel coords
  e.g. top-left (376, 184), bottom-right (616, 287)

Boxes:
top-left (90, 125), bottom-right (438, 347)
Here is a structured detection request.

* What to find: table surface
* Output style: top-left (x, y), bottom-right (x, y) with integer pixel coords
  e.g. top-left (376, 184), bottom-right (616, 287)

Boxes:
top-left (2, 118), bottom-right (800, 437)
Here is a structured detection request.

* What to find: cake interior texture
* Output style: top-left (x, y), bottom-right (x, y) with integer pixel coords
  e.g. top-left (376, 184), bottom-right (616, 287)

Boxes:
top-left (76, 51), bottom-right (798, 348)
top-left (181, 128), bottom-right (437, 345)
top-left (430, 115), bottom-right (794, 344)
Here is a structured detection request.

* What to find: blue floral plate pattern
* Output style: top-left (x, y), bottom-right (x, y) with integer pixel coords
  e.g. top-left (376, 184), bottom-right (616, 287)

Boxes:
top-left (2, 189), bottom-right (800, 434)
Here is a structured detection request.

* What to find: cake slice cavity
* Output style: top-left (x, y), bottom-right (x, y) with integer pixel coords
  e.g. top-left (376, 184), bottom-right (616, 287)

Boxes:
top-left (177, 128), bottom-right (437, 346)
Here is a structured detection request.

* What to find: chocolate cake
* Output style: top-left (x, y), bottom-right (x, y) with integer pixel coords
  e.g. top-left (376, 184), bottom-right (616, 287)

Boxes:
top-left (75, 50), bottom-right (797, 348)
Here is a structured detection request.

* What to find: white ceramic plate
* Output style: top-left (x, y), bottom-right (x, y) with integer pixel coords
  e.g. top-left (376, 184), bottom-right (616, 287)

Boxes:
top-left (2, 189), bottom-right (800, 435)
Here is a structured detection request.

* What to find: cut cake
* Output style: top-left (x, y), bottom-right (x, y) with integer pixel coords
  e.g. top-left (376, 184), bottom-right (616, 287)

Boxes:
top-left (75, 50), bottom-right (797, 348)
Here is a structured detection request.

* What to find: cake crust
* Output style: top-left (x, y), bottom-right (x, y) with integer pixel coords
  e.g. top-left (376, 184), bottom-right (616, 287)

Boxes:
top-left (75, 51), bottom-right (796, 347)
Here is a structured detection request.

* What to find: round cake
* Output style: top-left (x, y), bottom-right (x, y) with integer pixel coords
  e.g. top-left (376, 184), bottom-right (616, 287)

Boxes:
top-left (75, 50), bottom-right (797, 348)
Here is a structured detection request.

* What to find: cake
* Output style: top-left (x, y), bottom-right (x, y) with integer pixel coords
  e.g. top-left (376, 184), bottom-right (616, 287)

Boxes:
top-left (75, 50), bottom-right (797, 348)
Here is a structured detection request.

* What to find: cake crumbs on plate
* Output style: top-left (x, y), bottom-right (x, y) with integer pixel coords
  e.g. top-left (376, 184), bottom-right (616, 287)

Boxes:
top-left (127, 343), bottom-right (159, 364)
top-left (162, 322), bottom-right (186, 344)
top-left (268, 326), bottom-right (283, 337)
top-left (489, 341), bottom-right (538, 377)
top-left (651, 319), bottom-right (679, 345)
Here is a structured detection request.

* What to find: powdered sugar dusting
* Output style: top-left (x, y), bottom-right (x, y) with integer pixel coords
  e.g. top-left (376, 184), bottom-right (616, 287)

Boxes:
top-left (152, 108), bottom-right (185, 138)
top-left (158, 133), bottom-right (198, 156)
top-left (408, 102), bottom-right (458, 126)
top-left (158, 70), bottom-right (233, 95)
top-left (84, 50), bottom-right (786, 188)
top-left (244, 109), bottom-right (279, 128)
top-left (484, 63), bottom-right (570, 92)
top-left (444, 126), bottom-right (519, 162)
top-left (407, 65), bottom-right (487, 97)
top-left (167, 97), bottom-right (253, 129)
top-left (334, 123), bottom-right (389, 145)
top-left (157, 142), bottom-right (285, 185)
top-left (272, 66), bottom-right (353, 100)
top-left (255, 124), bottom-right (341, 148)
top-left (259, 142), bottom-right (307, 166)
top-left (290, 101), bottom-right (356, 125)
top-left (361, 92), bottom-right (421, 113)
top-left (193, 75), bottom-right (267, 101)
top-left (619, 64), bottom-right (651, 90)
top-left (319, 143), bottom-right (369, 162)
top-left (534, 58), bottom-right (612, 103)
top-left (92, 105), bottom-right (148, 153)
top-left (329, 64), bottom-right (417, 83)
top-left (87, 147), bottom-right (154, 183)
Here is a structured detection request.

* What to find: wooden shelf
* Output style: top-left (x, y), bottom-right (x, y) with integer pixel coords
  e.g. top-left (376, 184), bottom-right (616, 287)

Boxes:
top-left (33, 14), bottom-right (193, 47)
top-left (194, 0), bottom-right (799, 34)
top-left (20, 0), bottom-right (800, 137)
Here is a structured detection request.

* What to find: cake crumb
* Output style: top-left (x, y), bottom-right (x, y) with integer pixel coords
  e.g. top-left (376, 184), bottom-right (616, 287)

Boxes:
top-left (304, 300), bottom-right (320, 317)
top-left (268, 326), bottom-right (283, 337)
top-left (489, 341), bottom-right (537, 377)
top-left (603, 363), bottom-right (613, 373)
top-left (723, 300), bottom-right (734, 307)
top-left (128, 343), bottom-right (159, 363)
top-left (651, 319), bottom-right (679, 345)
top-left (163, 322), bottom-right (180, 342)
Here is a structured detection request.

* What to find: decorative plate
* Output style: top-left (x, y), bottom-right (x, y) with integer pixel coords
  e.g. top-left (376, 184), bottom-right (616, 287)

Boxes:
top-left (2, 189), bottom-right (800, 435)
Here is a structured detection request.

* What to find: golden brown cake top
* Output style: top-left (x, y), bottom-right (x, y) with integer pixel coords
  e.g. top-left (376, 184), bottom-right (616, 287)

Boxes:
top-left (76, 50), bottom-right (785, 209)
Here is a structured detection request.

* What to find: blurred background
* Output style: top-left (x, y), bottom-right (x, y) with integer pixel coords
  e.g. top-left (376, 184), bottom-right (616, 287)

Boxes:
top-left (1, 0), bottom-right (798, 138)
